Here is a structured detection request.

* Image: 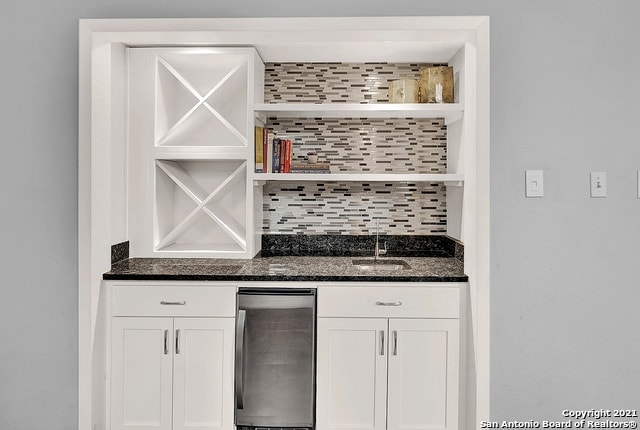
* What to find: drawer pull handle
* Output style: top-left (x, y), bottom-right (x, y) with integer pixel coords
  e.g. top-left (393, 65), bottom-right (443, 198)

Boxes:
top-left (375, 301), bottom-right (402, 306)
top-left (160, 300), bottom-right (186, 306)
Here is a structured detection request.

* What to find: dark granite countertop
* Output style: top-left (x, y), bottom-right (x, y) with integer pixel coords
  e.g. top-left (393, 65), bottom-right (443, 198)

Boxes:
top-left (104, 255), bottom-right (467, 282)
top-left (104, 235), bottom-right (467, 282)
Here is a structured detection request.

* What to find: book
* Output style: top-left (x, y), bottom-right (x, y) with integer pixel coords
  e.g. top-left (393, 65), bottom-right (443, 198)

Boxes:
top-left (284, 139), bottom-right (292, 173)
top-left (254, 126), bottom-right (264, 172)
top-left (273, 138), bottom-right (281, 173)
top-left (282, 140), bottom-right (287, 173)
top-left (289, 169), bottom-right (331, 174)
top-left (290, 161), bottom-right (331, 174)
top-left (266, 133), bottom-right (274, 173)
top-left (279, 139), bottom-right (284, 173)
top-left (265, 131), bottom-right (274, 173)
top-left (262, 127), bottom-right (267, 173)
top-left (263, 135), bottom-right (319, 174)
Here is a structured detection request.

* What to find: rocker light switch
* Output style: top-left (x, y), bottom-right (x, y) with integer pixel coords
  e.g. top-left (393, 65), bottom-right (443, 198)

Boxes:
top-left (525, 170), bottom-right (544, 197)
top-left (590, 172), bottom-right (607, 198)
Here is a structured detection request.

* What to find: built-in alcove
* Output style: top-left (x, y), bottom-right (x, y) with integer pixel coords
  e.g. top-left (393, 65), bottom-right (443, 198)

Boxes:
top-left (79, 17), bottom-right (489, 430)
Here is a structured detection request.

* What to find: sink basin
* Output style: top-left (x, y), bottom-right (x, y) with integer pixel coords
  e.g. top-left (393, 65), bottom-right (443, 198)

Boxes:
top-left (352, 259), bottom-right (411, 271)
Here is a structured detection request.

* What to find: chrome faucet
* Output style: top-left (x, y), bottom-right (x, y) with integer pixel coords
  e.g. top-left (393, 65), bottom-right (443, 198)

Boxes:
top-left (374, 222), bottom-right (387, 261)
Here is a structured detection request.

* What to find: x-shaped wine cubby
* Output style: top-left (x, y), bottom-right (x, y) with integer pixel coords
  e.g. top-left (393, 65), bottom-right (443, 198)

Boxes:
top-left (128, 47), bottom-right (264, 258)
top-left (155, 159), bottom-right (248, 252)
top-left (155, 52), bottom-right (249, 148)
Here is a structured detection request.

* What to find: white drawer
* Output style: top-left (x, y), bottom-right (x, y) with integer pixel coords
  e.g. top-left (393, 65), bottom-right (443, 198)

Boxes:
top-left (111, 284), bottom-right (236, 317)
top-left (317, 285), bottom-right (459, 318)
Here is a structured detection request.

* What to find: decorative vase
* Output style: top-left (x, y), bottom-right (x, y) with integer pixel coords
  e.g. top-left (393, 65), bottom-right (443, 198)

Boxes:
top-left (387, 79), bottom-right (419, 103)
top-left (418, 66), bottom-right (454, 103)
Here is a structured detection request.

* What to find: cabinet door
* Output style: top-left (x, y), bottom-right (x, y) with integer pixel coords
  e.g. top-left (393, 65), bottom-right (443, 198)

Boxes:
top-left (316, 318), bottom-right (388, 430)
top-left (172, 318), bottom-right (235, 430)
top-left (111, 317), bottom-right (173, 430)
top-left (387, 319), bottom-right (459, 430)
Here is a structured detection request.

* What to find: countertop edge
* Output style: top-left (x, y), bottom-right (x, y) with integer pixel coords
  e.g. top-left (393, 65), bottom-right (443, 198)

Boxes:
top-left (104, 255), bottom-right (467, 283)
top-left (102, 273), bottom-right (469, 282)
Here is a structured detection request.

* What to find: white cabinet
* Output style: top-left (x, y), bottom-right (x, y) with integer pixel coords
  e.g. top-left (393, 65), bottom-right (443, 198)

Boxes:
top-left (316, 285), bottom-right (462, 430)
top-left (387, 319), bottom-right (459, 430)
top-left (316, 318), bottom-right (388, 430)
top-left (110, 317), bottom-right (173, 430)
top-left (173, 318), bottom-right (234, 430)
top-left (127, 47), bottom-right (264, 258)
top-left (109, 284), bottom-right (236, 430)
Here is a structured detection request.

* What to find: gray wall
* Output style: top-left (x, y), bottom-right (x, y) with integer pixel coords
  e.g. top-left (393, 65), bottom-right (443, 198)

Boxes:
top-left (1, 1), bottom-right (639, 429)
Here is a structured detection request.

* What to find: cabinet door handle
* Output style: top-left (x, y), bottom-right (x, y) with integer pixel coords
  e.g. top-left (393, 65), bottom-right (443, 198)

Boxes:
top-left (380, 330), bottom-right (385, 356)
top-left (175, 329), bottom-right (181, 354)
top-left (375, 301), bottom-right (402, 306)
top-left (393, 330), bottom-right (398, 356)
top-left (160, 300), bottom-right (186, 306)
top-left (163, 330), bottom-right (169, 355)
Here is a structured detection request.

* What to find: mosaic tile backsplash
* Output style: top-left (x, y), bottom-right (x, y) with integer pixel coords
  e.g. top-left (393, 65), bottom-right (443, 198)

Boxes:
top-left (262, 63), bottom-right (449, 235)
top-left (264, 62), bottom-right (439, 104)
top-left (263, 181), bottom-right (447, 235)
top-left (267, 117), bottom-right (447, 174)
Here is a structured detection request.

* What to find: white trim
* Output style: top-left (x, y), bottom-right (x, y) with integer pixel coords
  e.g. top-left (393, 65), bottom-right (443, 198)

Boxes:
top-left (78, 20), bottom-right (92, 430)
top-left (78, 17), bottom-right (490, 430)
top-left (474, 16), bottom-right (491, 426)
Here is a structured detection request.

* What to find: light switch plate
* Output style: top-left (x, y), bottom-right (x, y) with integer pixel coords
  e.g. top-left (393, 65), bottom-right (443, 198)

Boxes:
top-left (525, 170), bottom-right (544, 197)
top-left (590, 172), bottom-right (607, 197)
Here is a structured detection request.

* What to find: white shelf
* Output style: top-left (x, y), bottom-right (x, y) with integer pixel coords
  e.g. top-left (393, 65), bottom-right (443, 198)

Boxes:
top-left (255, 103), bottom-right (464, 124)
top-left (252, 172), bottom-right (464, 183)
top-left (153, 146), bottom-right (249, 159)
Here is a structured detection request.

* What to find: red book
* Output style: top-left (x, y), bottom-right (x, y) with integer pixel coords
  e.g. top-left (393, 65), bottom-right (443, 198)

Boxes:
top-left (284, 139), bottom-right (291, 173)
top-left (289, 140), bottom-right (293, 172)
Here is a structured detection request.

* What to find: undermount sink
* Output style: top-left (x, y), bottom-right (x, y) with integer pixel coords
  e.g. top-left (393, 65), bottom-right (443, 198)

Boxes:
top-left (352, 259), bottom-right (411, 271)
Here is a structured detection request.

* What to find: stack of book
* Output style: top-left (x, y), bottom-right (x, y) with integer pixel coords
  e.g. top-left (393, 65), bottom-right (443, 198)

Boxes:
top-left (255, 127), bottom-right (330, 174)
top-left (290, 162), bottom-right (331, 174)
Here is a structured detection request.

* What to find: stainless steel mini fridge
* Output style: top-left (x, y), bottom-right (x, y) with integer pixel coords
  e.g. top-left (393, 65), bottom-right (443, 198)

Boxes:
top-left (235, 288), bottom-right (316, 430)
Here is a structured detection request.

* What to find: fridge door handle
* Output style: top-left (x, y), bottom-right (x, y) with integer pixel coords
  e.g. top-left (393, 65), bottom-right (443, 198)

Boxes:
top-left (235, 310), bottom-right (247, 410)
